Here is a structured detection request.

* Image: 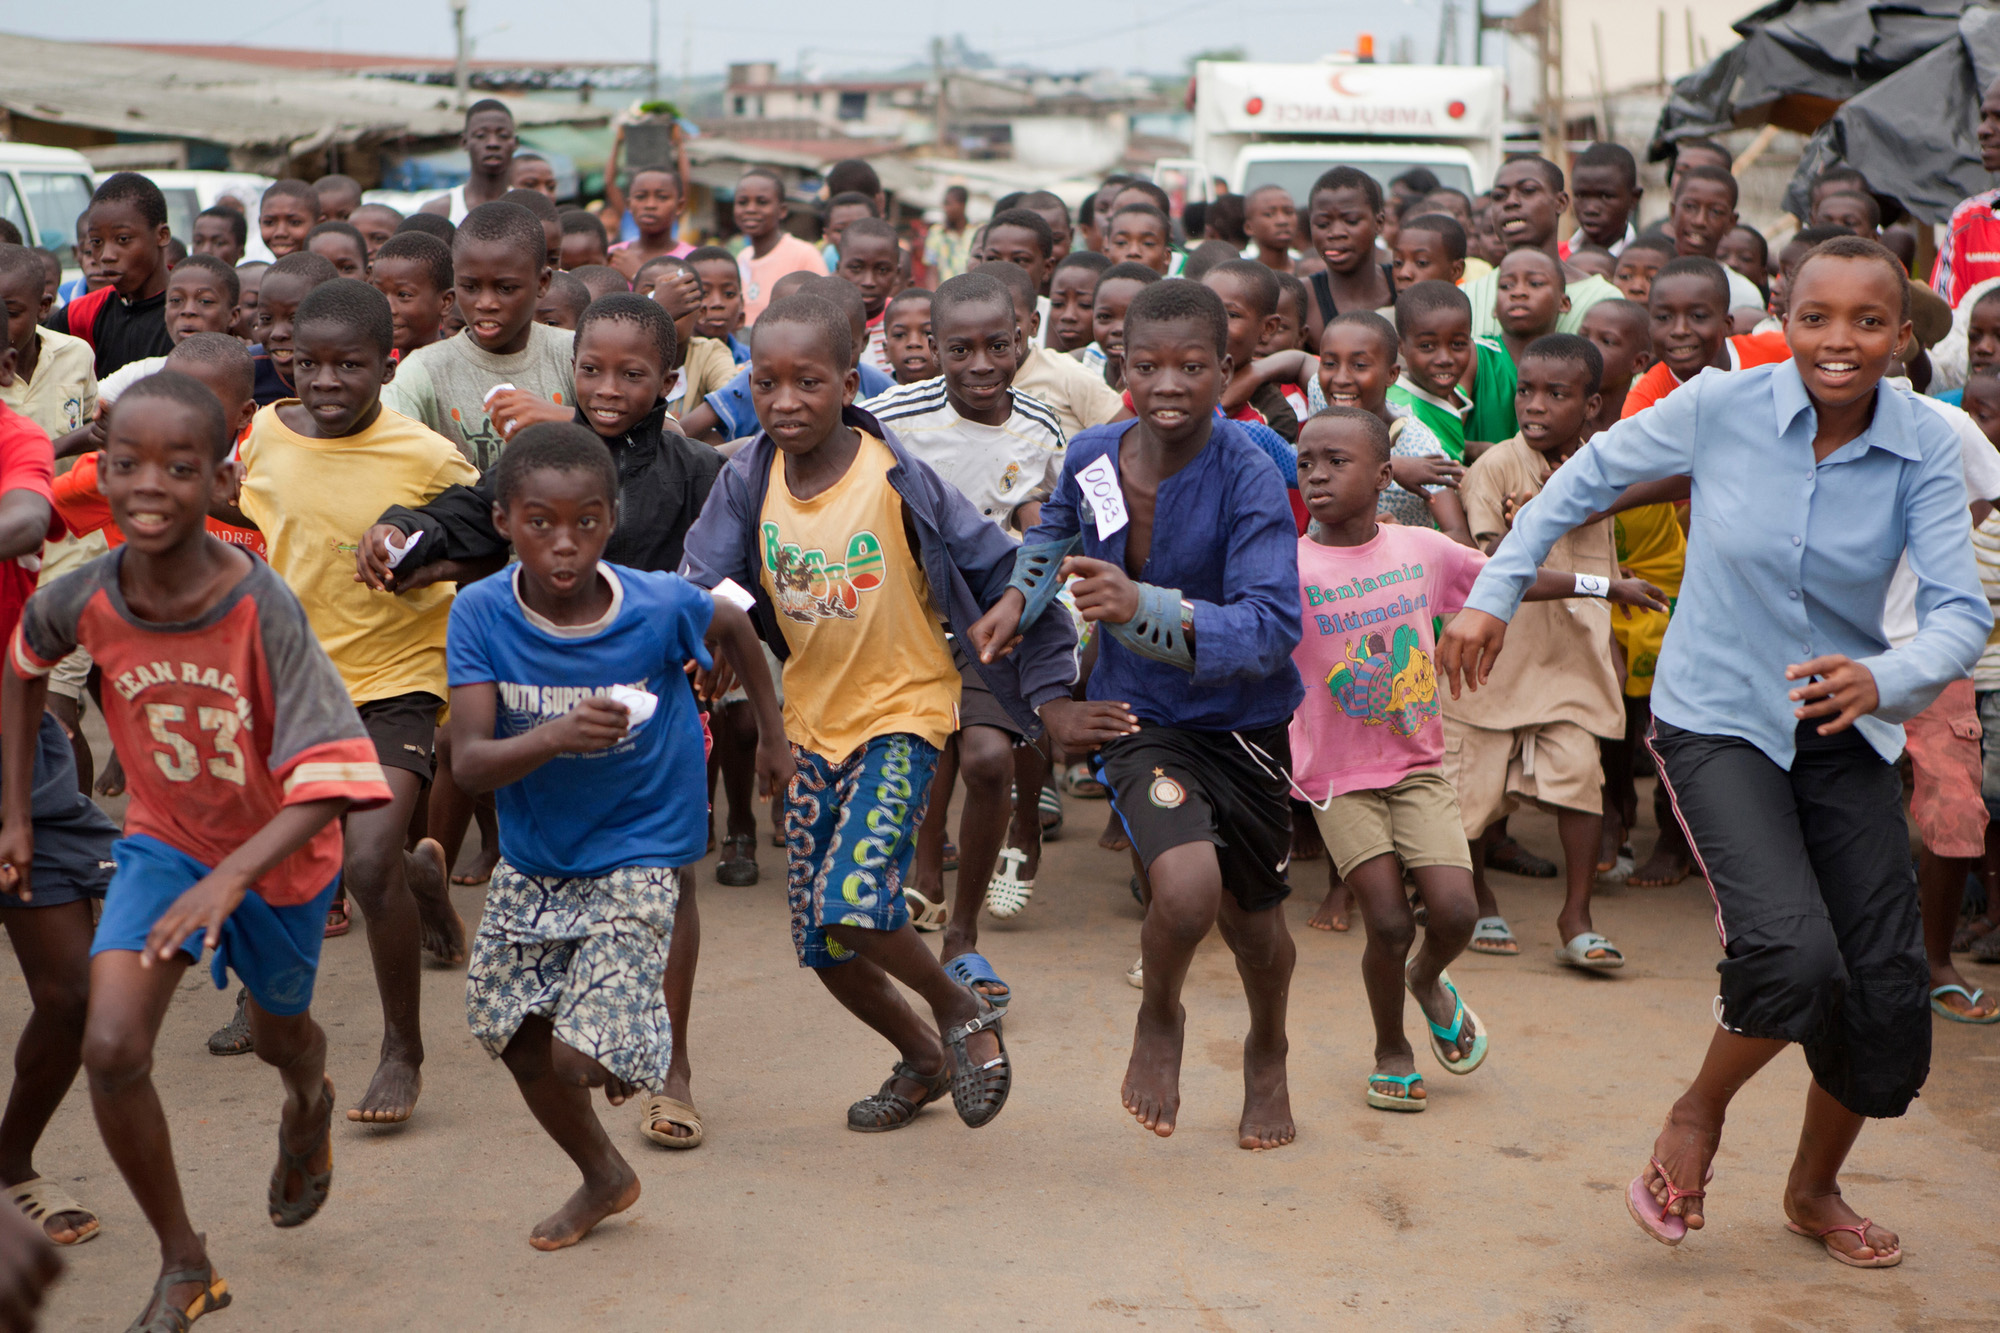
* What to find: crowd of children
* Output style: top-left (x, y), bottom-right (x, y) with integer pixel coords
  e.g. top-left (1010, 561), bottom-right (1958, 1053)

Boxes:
top-left (1, 98), bottom-right (1998, 1324)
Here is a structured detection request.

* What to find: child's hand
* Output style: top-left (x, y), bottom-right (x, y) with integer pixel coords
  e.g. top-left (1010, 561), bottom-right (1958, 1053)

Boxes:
top-left (653, 270), bottom-right (702, 322)
top-left (355, 524), bottom-right (406, 591)
top-left (967, 589), bottom-right (1026, 663)
top-left (0, 825), bottom-right (33, 903)
top-left (143, 870), bottom-right (251, 965)
top-left (1039, 698), bottom-right (1141, 752)
top-left (1500, 490), bottom-right (1536, 528)
top-left (1390, 456), bottom-right (1465, 492)
top-left (688, 654), bottom-right (737, 703)
top-left (754, 733), bottom-right (795, 801)
top-left (1436, 609), bottom-right (1509, 698)
top-left (1786, 655), bottom-right (1879, 735)
top-left (487, 389), bottom-right (571, 441)
top-left (547, 696), bottom-right (631, 753)
top-left (1061, 556), bottom-right (1139, 625)
top-left (1608, 578), bottom-right (1668, 612)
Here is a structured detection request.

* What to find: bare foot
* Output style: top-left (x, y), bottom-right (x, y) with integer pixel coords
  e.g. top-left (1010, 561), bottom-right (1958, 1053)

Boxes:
top-left (1308, 880), bottom-right (1351, 932)
top-left (1644, 1095), bottom-right (1724, 1230)
top-left (1597, 816), bottom-right (1626, 874)
top-left (528, 1165), bottom-right (640, 1251)
top-left (1237, 1034), bottom-right (1294, 1149)
top-left (1784, 1187), bottom-right (1900, 1264)
top-left (1630, 840), bottom-right (1691, 887)
top-left (1121, 1001), bottom-right (1185, 1137)
top-left (1099, 810), bottom-right (1130, 853)
top-left (451, 843), bottom-right (499, 887)
top-left (93, 752), bottom-right (125, 798)
top-left (347, 1056), bottom-right (422, 1124)
top-left (406, 838), bottom-right (466, 966)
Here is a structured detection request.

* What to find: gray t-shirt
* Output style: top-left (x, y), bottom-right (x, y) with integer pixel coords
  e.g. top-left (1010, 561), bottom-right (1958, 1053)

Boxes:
top-left (382, 323), bottom-right (575, 474)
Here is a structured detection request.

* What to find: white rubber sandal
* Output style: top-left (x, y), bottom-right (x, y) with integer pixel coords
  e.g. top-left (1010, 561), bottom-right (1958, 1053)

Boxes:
top-left (1556, 931), bottom-right (1626, 970)
top-left (904, 886), bottom-right (947, 933)
top-left (984, 846), bottom-right (1034, 920)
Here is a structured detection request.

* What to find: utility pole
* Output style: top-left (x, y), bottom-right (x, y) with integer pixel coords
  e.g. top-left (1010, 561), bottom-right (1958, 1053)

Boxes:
top-left (931, 36), bottom-right (948, 156)
top-left (1540, 0), bottom-right (1565, 167)
top-left (451, 0), bottom-right (470, 110)
top-left (649, 0), bottom-right (660, 103)
top-left (1438, 0), bottom-right (1460, 64)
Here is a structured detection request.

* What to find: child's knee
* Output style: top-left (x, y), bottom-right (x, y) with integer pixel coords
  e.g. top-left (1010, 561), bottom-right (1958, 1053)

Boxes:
top-left (81, 1025), bottom-right (153, 1091)
top-left (548, 1040), bottom-right (611, 1089)
top-left (1362, 906), bottom-right (1417, 955)
top-left (341, 839), bottom-right (401, 900)
top-left (23, 967), bottom-right (91, 1027)
top-left (957, 731), bottom-right (1014, 793)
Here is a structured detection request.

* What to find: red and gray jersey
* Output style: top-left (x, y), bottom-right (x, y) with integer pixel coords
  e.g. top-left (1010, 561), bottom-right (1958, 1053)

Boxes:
top-left (13, 552), bottom-right (390, 904)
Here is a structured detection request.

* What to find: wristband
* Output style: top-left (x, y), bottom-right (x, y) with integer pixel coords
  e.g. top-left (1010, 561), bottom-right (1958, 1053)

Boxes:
top-left (1006, 535), bottom-right (1081, 631)
top-left (1107, 582), bottom-right (1195, 672)
top-left (1575, 574), bottom-right (1610, 599)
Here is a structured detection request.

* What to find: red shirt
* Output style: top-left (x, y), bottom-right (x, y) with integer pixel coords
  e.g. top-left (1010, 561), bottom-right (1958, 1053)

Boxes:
top-left (0, 405), bottom-right (59, 652)
top-left (52, 450), bottom-right (267, 559)
top-left (1932, 188), bottom-right (2000, 307)
top-left (1622, 331), bottom-right (1790, 418)
top-left (12, 555), bottom-right (390, 902)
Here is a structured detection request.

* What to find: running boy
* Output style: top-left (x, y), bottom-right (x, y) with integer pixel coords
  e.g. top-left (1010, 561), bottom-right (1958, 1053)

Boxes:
top-left (446, 423), bottom-right (785, 1248)
top-left (368, 231), bottom-right (455, 360)
top-left (240, 281), bottom-right (480, 1124)
top-left (46, 175), bottom-right (173, 380)
top-left (3, 372), bottom-right (391, 1327)
top-left (1443, 334), bottom-right (1628, 967)
top-left (1290, 406), bottom-right (1660, 1108)
top-left (868, 271), bottom-right (1067, 1002)
top-left (257, 181), bottom-right (321, 261)
top-left (969, 281), bottom-right (1305, 1149)
top-left (682, 293), bottom-right (1076, 1133)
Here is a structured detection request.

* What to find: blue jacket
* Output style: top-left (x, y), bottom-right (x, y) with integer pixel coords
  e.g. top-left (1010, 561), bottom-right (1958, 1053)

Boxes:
top-left (1023, 418), bottom-right (1303, 732)
top-left (680, 405), bottom-right (1078, 737)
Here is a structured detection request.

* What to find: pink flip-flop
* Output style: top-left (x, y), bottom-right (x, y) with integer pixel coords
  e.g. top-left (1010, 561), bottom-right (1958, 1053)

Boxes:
top-left (1785, 1218), bottom-right (1902, 1268)
top-left (1626, 1157), bottom-right (1711, 1246)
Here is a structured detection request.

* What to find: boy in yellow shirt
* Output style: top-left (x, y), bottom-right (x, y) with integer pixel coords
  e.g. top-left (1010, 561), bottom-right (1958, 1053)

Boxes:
top-left (240, 279), bottom-right (479, 1125)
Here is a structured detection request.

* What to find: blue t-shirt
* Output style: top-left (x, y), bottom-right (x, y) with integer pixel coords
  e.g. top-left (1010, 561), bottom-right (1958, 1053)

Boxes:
top-left (705, 361), bottom-right (893, 439)
top-left (446, 563), bottom-right (714, 878)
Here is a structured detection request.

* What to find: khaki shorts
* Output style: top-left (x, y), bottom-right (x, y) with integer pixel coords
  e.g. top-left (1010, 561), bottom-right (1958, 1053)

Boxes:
top-left (1311, 769), bottom-right (1472, 881)
top-left (37, 531), bottom-right (109, 701)
top-left (1442, 717), bottom-right (1602, 838)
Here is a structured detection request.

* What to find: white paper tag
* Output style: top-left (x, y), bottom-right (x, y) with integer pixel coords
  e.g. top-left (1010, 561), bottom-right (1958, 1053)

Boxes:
top-left (481, 382), bottom-right (518, 408)
top-left (711, 577), bottom-right (756, 612)
top-left (382, 529), bottom-right (421, 570)
top-left (1075, 454), bottom-right (1128, 541)
top-left (604, 684), bottom-right (658, 730)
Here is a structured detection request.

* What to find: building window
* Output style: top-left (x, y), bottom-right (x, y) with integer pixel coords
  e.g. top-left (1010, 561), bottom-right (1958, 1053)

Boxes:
top-left (837, 91), bottom-right (867, 121)
top-left (733, 95), bottom-right (746, 116)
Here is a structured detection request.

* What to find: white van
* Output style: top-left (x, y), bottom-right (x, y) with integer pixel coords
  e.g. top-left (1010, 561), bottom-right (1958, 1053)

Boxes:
top-left (0, 145), bottom-right (97, 273)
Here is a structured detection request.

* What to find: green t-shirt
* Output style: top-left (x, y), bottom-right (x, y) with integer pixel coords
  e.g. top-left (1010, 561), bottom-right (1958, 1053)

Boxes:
top-left (1466, 338), bottom-right (1517, 447)
top-left (1386, 378), bottom-right (1469, 462)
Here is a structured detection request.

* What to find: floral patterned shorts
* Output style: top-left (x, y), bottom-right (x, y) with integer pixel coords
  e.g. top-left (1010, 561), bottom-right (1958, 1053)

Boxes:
top-left (786, 733), bottom-right (938, 969)
top-left (465, 860), bottom-right (680, 1092)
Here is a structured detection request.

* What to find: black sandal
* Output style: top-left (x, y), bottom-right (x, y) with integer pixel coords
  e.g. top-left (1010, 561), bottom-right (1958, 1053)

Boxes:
top-left (268, 1079), bottom-right (334, 1228)
top-left (1484, 837), bottom-right (1557, 878)
top-left (846, 1061), bottom-right (950, 1132)
top-left (944, 994), bottom-right (1011, 1128)
top-left (125, 1242), bottom-right (230, 1332)
top-left (205, 989), bottom-right (254, 1058)
top-left (715, 834), bottom-right (759, 886)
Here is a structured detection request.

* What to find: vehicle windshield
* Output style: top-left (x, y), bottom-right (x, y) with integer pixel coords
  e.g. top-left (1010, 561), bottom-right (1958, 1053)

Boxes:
top-left (1242, 159), bottom-right (1474, 203)
top-left (159, 189), bottom-right (202, 246)
top-left (19, 172), bottom-right (95, 267)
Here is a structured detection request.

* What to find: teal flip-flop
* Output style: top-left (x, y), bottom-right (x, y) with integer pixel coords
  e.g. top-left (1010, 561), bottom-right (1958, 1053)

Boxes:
top-left (1366, 1071), bottom-right (1426, 1112)
top-left (1407, 966), bottom-right (1489, 1074)
top-left (1930, 983), bottom-right (2000, 1024)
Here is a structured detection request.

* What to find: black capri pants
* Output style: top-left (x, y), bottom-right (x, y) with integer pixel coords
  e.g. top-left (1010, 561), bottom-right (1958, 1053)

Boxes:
top-left (1649, 718), bottom-right (1929, 1119)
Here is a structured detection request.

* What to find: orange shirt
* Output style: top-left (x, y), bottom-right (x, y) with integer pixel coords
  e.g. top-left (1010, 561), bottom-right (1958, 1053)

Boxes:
top-left (52, 451), bottom-right (267, 559)
top-left (1622, 331), bottom-right (1790, 418)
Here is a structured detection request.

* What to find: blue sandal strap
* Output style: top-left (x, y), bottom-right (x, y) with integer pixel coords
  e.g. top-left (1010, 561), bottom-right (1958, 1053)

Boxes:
top-left (1425, 980), bottom-right (1468, 1045)
top-left (944, 952), bottom-right (1011, 997)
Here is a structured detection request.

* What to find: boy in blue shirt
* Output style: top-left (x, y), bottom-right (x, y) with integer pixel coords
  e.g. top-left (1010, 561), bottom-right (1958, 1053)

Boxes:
top-left (444, 423), bottom-right (787, 1250)
top-left (970, 281), bottom-right (1305, 1149)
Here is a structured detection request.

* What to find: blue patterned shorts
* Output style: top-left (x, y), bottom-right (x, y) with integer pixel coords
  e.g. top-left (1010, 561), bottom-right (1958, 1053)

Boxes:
top-left (786, 733), bottom-right (939, 969)
top-left (465, 860), bottom-right (680, 1092)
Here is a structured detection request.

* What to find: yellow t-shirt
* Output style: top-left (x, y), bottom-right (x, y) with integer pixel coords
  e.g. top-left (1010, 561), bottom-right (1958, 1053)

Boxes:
top-left (759, 433), bottom-right (958, 762)
top-left (1611, 502), bottom-right (1686, 698)
top-left (240, 403), bottom-right (479, 705)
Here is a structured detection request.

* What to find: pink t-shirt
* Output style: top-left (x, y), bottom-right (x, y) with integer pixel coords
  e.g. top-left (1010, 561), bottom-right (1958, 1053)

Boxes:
top-left (1289, 525), bottom-right (1485, 801)
top-left (739, 233), bottom-right (830, 323)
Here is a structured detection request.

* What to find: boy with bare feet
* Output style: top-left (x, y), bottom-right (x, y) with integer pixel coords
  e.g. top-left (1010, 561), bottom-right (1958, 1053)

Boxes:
top-left (3, 372), bottom-right (391, 1327)
top-left (239, 281), bottom-right (478, 1124)
top-left (446, 424), bottom-right (784, 1248)
top-left (1292, 407), bottom-right (1661, 1109)
top-left (683, 294), bottom-right (1074, 1132)
top-left (970, 281), bottom-right (1304, 1149)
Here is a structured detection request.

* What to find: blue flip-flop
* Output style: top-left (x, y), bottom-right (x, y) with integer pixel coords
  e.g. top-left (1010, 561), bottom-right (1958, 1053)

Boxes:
top-left (1366, 1071), bottom-right (1426, 1112)
top-left (1930, 983), bottom-right (2000, 1024)
top-left (943, 952), bottom-right (1011, 1011)
top-left (1406, 967), bottom-right (1488, 1074)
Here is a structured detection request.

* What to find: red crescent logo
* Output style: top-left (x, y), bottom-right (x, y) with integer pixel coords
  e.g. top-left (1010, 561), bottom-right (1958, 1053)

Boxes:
top-left (1328, 71), bottom-right (1361, 97)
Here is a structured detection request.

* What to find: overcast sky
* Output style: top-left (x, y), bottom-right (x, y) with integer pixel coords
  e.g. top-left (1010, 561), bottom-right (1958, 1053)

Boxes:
top-left (13, 1), bottom-right (1489, 82)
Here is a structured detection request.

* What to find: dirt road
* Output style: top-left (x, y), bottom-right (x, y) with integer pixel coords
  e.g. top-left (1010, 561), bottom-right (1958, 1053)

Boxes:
top-left (10, 788), bottom-right (1997, 1331)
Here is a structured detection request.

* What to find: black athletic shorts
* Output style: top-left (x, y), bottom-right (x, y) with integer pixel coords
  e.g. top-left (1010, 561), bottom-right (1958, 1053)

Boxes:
top-left (358, 691), bottom-right (442, 782)
top-left (0, 711), bottom-right (116, 910)
top-left (951, 640), bottom-right (1023, 739)
top-left (1094, 721), bottom-right (1292, 912)
top-left (1650, 718), bottom-right (1928, 1119)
